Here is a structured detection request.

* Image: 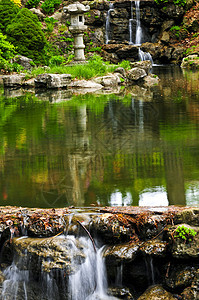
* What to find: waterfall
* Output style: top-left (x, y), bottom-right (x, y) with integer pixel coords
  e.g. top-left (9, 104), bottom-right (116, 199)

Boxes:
top-left (135, 1), bottom-right (142, 45)
top-left (129, 1), bottom-right (134, 45)
top-left (68, 236), bottom-right (116, 300)
top-left (128, 1), bottom-right (153, 64)
top-left (105, 3), bottom-right (114, 44)
top-left (139, 48), bottom-right (154, 64)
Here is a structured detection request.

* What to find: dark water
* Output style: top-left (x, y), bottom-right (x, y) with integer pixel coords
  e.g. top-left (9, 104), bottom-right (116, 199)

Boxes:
top-left (0, 66), bottom-right (199, 208)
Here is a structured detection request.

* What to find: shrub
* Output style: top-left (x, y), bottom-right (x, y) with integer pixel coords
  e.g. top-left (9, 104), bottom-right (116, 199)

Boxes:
top-left (0, 0), bottom-right (20, 32)
top-left (6, 8), bottom-right (48, 64)
top-left (41, 0), bottom-right (62, 15)
top-left (25, 0), bottom-right (40, 8)
top-left (0, 31), bottom-right (15, 60)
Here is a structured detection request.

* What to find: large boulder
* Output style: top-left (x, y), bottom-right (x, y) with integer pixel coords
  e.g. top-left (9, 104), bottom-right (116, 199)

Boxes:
top-left (94, 74), bottom-right (119, 87)
top-left (130, 61), bottom-right (152, 75)
top-left (12, 55), bottom-right (34, 70)
top-left (12, 236), bottom-right (86, 274)
top-left (181, 55), bottom-right (199, 69)
top-left (35, 74), bottom-right (72, 89)
top-left (138, 285), bottom-right (176, 300)
top-left (3, 75), bottom-right (26, 88)
top-left (127, 67), bottom-right (147, 82)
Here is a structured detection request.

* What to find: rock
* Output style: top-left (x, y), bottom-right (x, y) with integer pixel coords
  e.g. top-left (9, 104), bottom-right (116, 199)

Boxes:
top-left (138, 285), bottom-right (176, 300)
top-left (161, 20), bottom-right (175, 32)
top-left (171, 47), bottom-right (185, 64)
top-left (175, 208), bottom-right (199, 226)
top-left (12, 55), bottom-right (34, 70)
top-left (29, 8), bottom-right (45, 21)
top-left (161, 31), bottom-right (170, 44)
top-left (167, 224), bottom-right (199, 259)
top-left (108, 287), bottom-right (134, 299)
top-left (127, 68), bottom-right (147, 82)
top-left (68, 79), bottom-right (103, 91)
top-left (3, 88), bottom-right (25, 98)
top-left (130, 61), bottom-right (152, 75)
top-left (104, 242), bottom-right (139, 263)
top-left (113, 67), bottom-right (126, 77)
top-left (23, 78), bottom-right (35, 88)
top-left (116, 45), bottom-right (139, 61)
top-left (181, 55), bottom-right (199, 69)
top-left (13, 236), bottom-right (86, 274)
top-left (139, 240), bottom-right (167, 257)
top-left (35, 74), bottom-right (72, 89)
top-left (91, 213), bottom-right (133, 243)
top-left (3, 75), bottom-right (26, 88)
top-left (94, 74), bottom-right (119, 87)
top-left (144, 74), bottom-right (159, 87)
top-left (165, 266), bottom-right (196, 290)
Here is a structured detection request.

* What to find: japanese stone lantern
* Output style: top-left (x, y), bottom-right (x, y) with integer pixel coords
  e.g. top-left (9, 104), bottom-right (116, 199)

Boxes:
top-left (63, 2), bottom-right (90, 62)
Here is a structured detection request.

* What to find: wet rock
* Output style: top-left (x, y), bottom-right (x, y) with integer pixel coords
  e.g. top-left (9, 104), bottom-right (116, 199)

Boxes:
top-left (68, 79), bottom-right (103, 91)
top-left (174, 208), bottom-right (199, 226)
top-left (113, 67), bottom-right (126, 77)
top-left (13, 236), bottom-right (86, 274)
top-left (11, 55), bottom-right (34, 70)
top-left (108, 287), bottom-right (134, 299)
top-left (139, 240), bottom-right (167, 257)
top-left (166, 224), bottom-right (199, 259)
top-left (181, 55), bottom-right (199, 69)
top-left (138, 284), bottom-right (176, 300)
top-left (23, 78), bottom-right (35, 88)
top-left (94, 74), bottom-right (119, 87)
top-left (171, 47), bottom-right (185, 64)
top-left (144, 74), bottom-right (159, 87)
top-left (127, 68), bottom-right (147, 82)
top-left (130, 61), bottom-right (152, 75)
top-left (91, 213), bottom-right (132, 243)
top-left (160, 31), bottom-right (170, 44)
top-left (104, 242), bottom-right (139, 263)
top-left (3, 75), bottom-right (26, 88)
top-left (165, 266), bottom-right (196, 290)
top-left (35, 74), bottom-right (72, 89)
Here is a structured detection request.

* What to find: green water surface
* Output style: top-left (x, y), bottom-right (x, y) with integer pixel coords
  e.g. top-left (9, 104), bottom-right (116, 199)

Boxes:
top-left (0, 66), bottom-right (199, 208)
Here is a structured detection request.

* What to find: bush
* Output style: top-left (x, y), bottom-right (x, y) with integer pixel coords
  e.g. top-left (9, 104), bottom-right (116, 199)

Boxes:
top-left (41, 0), bottom-right (62, 15)
top-left (6, 8), bottom-right (48, 64)
top-left (44, 17), bottom-right (58, 33)
top-left (25, 0), bottom-right (40, 8)
top-left (0, 0), bottom-right (20, 32)
top-left (0, 31), bottom-right (15, 60)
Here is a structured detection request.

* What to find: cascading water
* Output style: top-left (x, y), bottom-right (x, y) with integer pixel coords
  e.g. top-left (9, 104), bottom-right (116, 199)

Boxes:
top-left (105, 3), bottom-right (114, 44)
top-left (129, 1), bottom-right (134, 45)
top-left (1, 234), bottom-right (117, 300)
top-left (68, 236), bottom-right (117, 300)
top-left (135, 1), bottom-right (142, 45)
top-left (129, 1), bottom-right (153, 64)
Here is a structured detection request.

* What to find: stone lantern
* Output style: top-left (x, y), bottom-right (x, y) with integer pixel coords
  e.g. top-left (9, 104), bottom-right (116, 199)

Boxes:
top-left (63, 2), bottom-right (90, 62)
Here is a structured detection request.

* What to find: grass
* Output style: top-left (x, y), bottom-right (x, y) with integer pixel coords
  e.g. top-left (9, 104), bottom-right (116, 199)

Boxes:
top-left (27, 55), bottom-right (131, 81)
top-left (29, 55), bottom-right (118, 80)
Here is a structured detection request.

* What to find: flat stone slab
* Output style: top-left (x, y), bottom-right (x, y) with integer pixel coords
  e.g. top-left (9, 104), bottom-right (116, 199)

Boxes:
top-left (35, 73), bottom-right (72, 89)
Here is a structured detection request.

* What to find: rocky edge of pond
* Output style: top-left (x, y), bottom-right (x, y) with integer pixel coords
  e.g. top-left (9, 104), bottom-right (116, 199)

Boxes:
top-left (2, 59), bottom-right (160, 93)
top-left (0, 205), bottom-right (198, 299)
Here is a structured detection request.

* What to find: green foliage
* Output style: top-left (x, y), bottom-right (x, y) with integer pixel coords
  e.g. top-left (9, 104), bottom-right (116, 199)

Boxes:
top-left (154, 0), bottom-right (186, 6)
top-left (6, 8), bottom-right (48, 64)
top-left (49, 55), bottom-right (65, 66)
top-left (0, 0), bottom-right (19, 32)
top-left (30, 54), bottom-right (117, 80)
top-left (89, 46), bottom-right (102, 53)
top-left (44, 17), bottom-right (58, 33)
top-left (170, 26), bottom-right (181, 32)
top-left (25, 0), bottom-right (40, 8)
top-left (41, 0), bottom-right (62, 15)
top-left (0, 31), bottom-right (15, 60)
top-left (119, 60), bottom-right (131, 70)
top-left (174, 225), bottom-right (197, 243)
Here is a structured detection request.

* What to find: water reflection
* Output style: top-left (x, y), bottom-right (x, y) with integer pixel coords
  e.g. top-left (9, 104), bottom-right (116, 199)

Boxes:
top-left (0, 66), bottom-right (199, 207)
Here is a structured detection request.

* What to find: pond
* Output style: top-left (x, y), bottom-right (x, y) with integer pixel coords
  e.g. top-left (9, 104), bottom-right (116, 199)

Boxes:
top-left (0, 66), bottom-right (199, 208)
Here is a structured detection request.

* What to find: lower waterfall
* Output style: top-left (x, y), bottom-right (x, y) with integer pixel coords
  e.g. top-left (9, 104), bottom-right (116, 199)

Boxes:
top-left (1, 235), bottom-right (117, 300)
